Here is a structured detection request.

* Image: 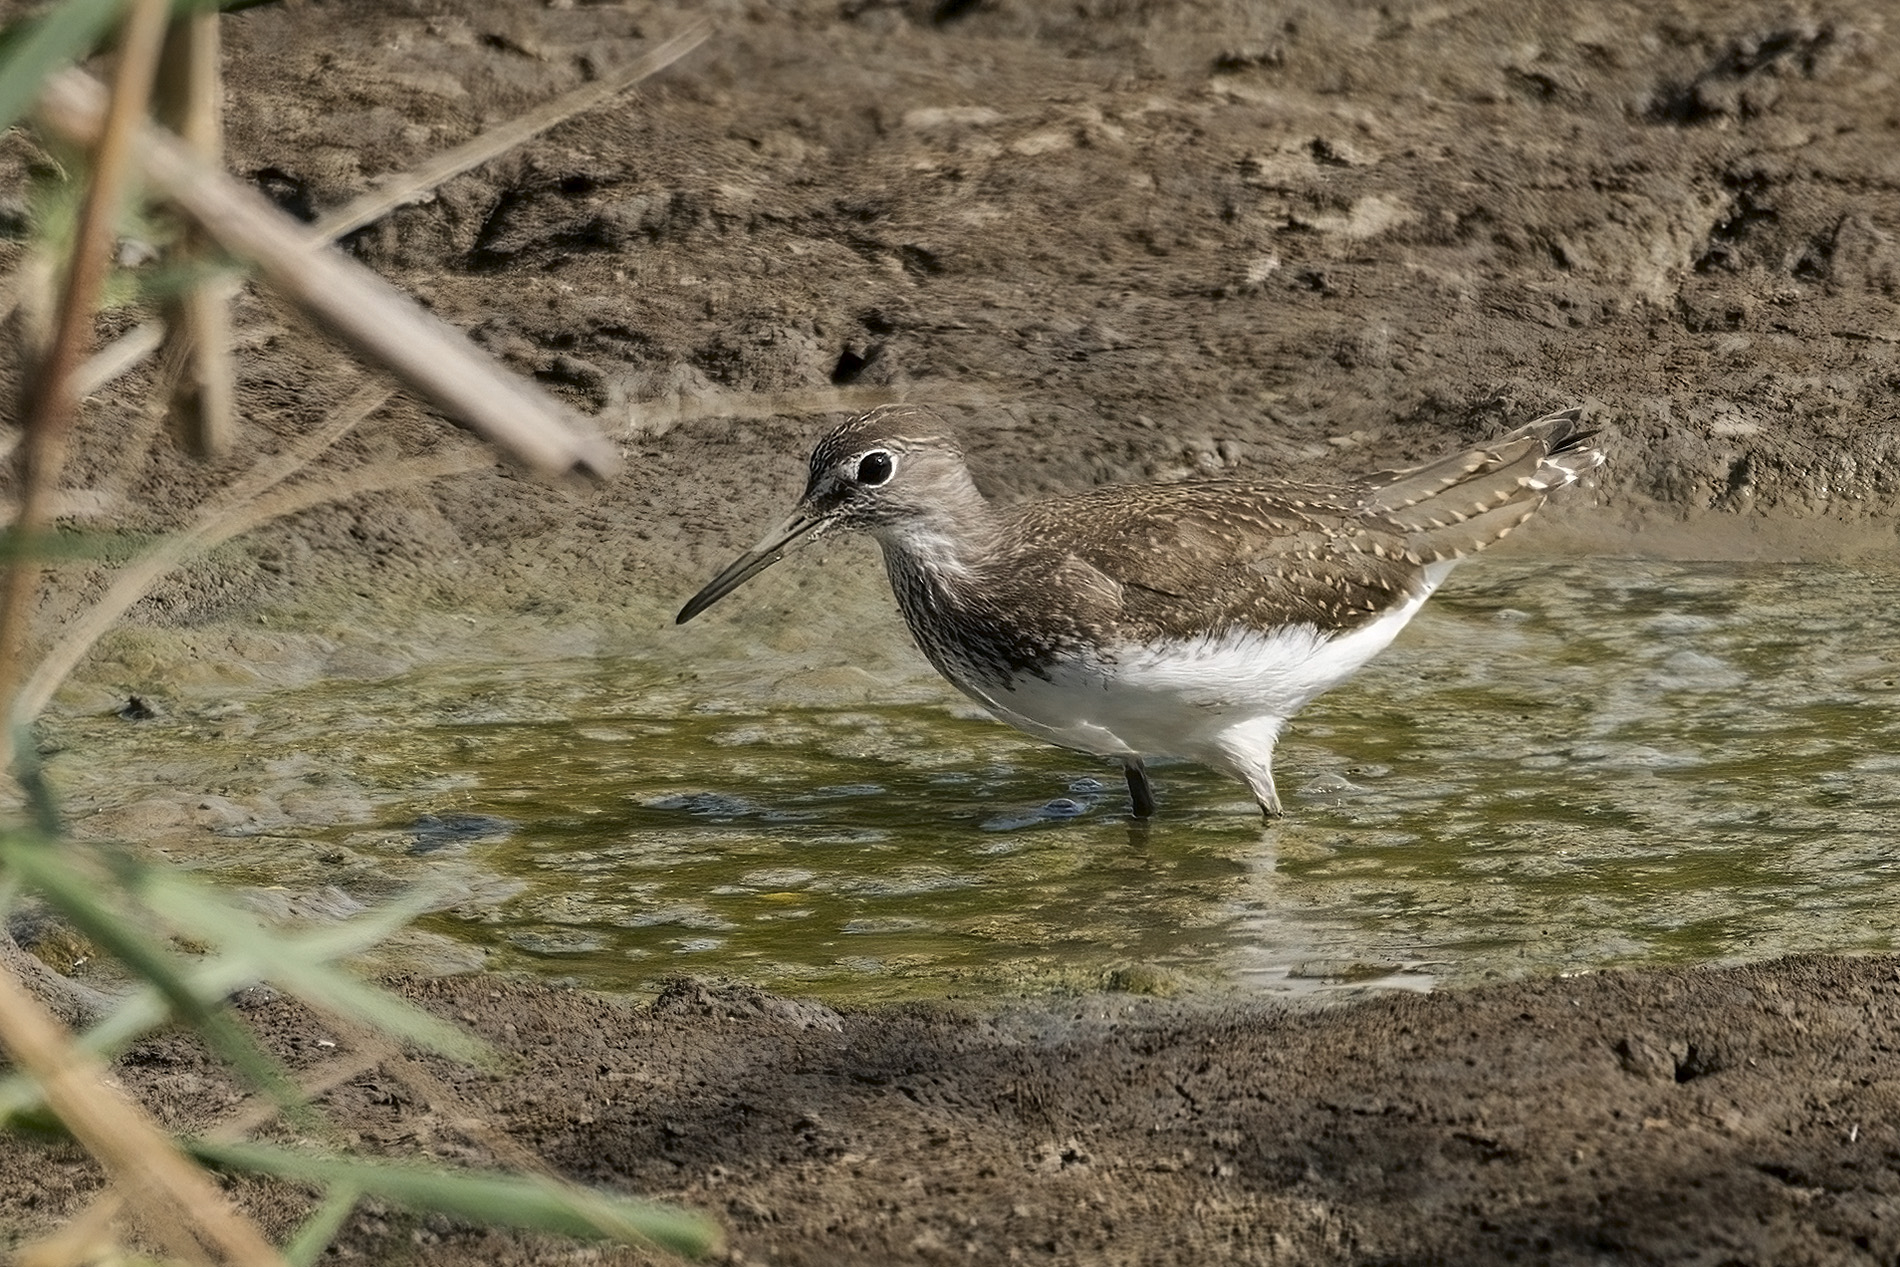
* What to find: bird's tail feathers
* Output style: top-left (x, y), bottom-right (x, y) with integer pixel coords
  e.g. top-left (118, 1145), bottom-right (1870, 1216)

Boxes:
top-left (1362, 407), bottom-right (1604, 562)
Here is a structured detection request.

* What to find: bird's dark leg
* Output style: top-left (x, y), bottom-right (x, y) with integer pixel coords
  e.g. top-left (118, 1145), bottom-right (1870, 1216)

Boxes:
top-left (1122, 759), bottom-right (1156, 819)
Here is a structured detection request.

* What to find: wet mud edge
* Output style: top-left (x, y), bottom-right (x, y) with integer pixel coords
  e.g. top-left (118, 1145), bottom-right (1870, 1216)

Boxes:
top-left (5, 959), bottom-right (1896, 1264)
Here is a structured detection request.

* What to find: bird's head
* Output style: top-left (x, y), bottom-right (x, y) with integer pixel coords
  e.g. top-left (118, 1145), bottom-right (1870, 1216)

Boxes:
top-left (676, 406), bottom-right (980, 623)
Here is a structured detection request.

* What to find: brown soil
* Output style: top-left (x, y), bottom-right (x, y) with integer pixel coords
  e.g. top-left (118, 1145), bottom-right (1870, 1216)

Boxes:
top-left (7, 963), bottom-right (1900, 1265)
top-left (4, 0), bottom-right (1900, 1262)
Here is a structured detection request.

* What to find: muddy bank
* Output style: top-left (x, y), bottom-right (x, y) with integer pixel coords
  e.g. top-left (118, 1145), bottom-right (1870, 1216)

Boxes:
top-left (5, 0), bottom-right (1898, 657)
top-left (3, 962), bottom-right (1897, 1264)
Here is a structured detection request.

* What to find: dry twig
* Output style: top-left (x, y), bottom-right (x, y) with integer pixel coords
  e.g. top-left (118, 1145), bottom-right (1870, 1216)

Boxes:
top-left (69, 22), bottom-right (711, 402)
top-left (35, 68), bottom-right (620, 481)
top-left (11, 419), bottom-right (485, 738)
top-left (0, 0), bottom-right (172, 732)
top-left (153, 6), bottom-right (237, 457)
top-left (313, 21), bottom-right (708, 242)
top-left (0, 964), bottom-right (290, 1266)
top-left (16, 1042), bottom-right (389, 1267)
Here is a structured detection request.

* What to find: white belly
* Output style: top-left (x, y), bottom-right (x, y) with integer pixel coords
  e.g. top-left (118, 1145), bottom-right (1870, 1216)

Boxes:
top-left (954, 578), bottom-right (1441, 765)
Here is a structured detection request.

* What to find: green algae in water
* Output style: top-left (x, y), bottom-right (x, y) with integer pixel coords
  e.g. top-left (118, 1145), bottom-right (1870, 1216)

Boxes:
top-left (40, 559), bottom-right (1900, 1001)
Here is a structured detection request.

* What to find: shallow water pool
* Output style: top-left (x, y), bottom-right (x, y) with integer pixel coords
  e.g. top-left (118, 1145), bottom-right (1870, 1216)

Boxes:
top-left (44, 558), bottom-right (1900, 1001)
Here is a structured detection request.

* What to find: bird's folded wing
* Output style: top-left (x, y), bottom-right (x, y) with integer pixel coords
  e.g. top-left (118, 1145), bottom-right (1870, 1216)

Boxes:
top-left (1018, 483), bottom-right (1424, 637)
top-left (1008, 410), bottom-right (1597, 640)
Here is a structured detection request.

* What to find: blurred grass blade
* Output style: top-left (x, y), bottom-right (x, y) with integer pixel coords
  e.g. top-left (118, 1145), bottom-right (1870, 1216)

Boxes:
top-left (0, 0), bottom-right (125, 133)
top-left (190, 1140), bottom-right (721, 1258)
top-left (0, 838), bottom-right (317, 1128)
top-left (128, 864), bottom-right (491, 1065)
top-left (0, 931), bottom-right (258, 1121)
top-left (282, 1183), bottom-right (362, 1267)
top-left (0, 952), bottom-right (294, 1265)
top-left (0, 885), bottom-right (469, 1122)
top-left (0, 0), bottom-right (173, 752)
top-left (0, 526), bottom-right (149, 564)
top-left (8, 747), bottom-right (62, 839)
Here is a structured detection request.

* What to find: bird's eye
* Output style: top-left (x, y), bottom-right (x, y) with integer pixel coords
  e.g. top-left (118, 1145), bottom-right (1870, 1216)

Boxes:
top-left (855, 450), bottom-right (895, 486)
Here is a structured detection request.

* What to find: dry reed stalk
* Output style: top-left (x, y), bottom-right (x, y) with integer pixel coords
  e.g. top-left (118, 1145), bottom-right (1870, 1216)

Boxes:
top-left (0, 380), bottom-right (397, 765)
top-left (154, 6), bottom-right (236, 458)
top-left (0, 963), bottom-right (290, 1266)
top-left (69, 317), bottom-right (163, 399)
top-left (0, 0), bottom-right (172, 738)
top-left (7, 22), bottom-right (716, 760)
top-left (9, 431), bottom-right (483, 746)
top-left (65, 21), bottom-right (706, 535)
top-left (0, 21), bottom-right (705, 1261)
top-left (312, 21), bottom-right (709, 242)
top-left (69, 21), bottom-right (710, 403)
top-left (16, 1043), bottom-right (390, 1267)
top-left (34, 68), bottom-right (619, 481)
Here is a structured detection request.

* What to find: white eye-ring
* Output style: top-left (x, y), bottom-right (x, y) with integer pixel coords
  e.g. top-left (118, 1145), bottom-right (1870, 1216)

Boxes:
top-left (855, 449), bottom-right (896, 486)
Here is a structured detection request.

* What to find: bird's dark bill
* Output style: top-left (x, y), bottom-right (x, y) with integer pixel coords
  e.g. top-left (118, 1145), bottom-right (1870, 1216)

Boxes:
top-left (675, 510), bottom-right (828, 623)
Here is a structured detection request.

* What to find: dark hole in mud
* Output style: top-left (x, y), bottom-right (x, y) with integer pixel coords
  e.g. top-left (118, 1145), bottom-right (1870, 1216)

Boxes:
top-left (1716, 455), bottom-right (1754, 507)
top-left (1510, 68), bottom-right (1562, 100)
top-left (1718, 25), bottom-right (1835, 78)
top-left (830, 344), bottom-right (881, 384)
top-left (838, 198), bottom-right (888, 223)
top-left (832, 347), bottom-right (874, 381)
top-left (1674, 1043), bottom-right (1724, 1082)
top-left (1755, 1161), bottom-right (1816, 1187)
top-left (1309, 138), bottom-right (1351, 167)
top-left (534, 354), bottom-right (603, 390)
top-left (466, 188), bottom-right (531, 272)
top-left (1793, 235), bottom-right (1834, 281)
top-left (1695, 181), bottom-right (1779, 273)
top-left (1452, 1130), bottom-right (1515, 1163)
top-left (932, 0), bottom-right (982, 24)
top-left (899, 244), bottom-right (945, 275)
top-left (1214, 44), bottom-right (1285, 73)
top-left (251, 167), bottom-right (317, 222)
top-left (1647, 24), bottom-right (1840, 124)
